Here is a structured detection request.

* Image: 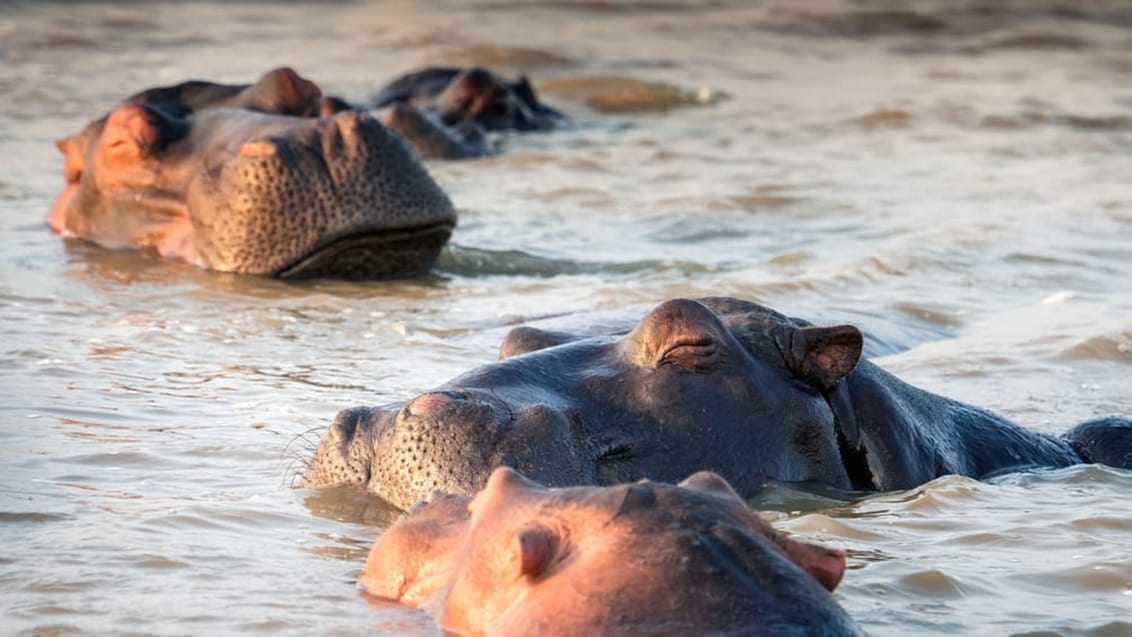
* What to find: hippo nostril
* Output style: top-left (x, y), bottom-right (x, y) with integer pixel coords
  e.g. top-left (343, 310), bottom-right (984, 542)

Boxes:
top-left (332, 109), bottom-right (362, 137)
top-left (404, 390), bottom-right (469, 419)
top-left (238, 140), bottom-right (278, 158)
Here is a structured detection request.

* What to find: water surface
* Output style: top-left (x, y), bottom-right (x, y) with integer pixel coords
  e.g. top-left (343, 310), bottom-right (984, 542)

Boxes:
top-left (2, 1), bottom-right (1131, 635)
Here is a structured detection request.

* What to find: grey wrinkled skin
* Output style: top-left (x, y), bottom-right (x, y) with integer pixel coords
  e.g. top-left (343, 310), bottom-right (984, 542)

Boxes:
top-left (302, 296), bottom-right (1132, 510)
top-left (49, 67), bottom-right (456, 279)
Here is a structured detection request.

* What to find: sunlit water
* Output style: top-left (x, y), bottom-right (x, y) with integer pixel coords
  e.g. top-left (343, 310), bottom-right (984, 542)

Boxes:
top-left (1, 1), bottom-right (1130, 635)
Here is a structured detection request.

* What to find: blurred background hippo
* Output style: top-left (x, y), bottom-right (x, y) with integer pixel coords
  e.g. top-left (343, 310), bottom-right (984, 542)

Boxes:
top-left (303, 296), bottom-right (1132, 509)
top-left (369, 66), bottom-right (565, 159)
top-left (48, 67), bottom-right (456, 279)
top-left (359, 467), bottom-right (863, 637)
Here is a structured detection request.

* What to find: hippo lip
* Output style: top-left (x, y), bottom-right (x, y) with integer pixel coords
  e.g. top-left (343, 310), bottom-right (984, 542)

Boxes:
top-left (276, 222), bottom-right (454, 279)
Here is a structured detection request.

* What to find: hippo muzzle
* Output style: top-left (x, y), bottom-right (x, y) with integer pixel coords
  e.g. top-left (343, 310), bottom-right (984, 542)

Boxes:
top-left (305, 388), bottom-right (596, 509)
top-left (49, 68), bottom-right (456, 279)
top-left (185, 108), bottom-right (456, 277)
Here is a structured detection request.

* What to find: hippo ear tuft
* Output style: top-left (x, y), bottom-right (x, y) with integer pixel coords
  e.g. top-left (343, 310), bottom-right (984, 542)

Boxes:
top-left (678, 471), bottom-right (743, 502)
top-left (253, 67), bottom-right (323, 116)
top-left (516, 524), bottom-right (558, 579)
top-left (499, 327), bottom-right (580, 360)
top-left (786, 325), bottom-right (863, 391)
top-left (772, 534), bottom-right (847, 593)
top-left (55, 136), bottom-right (85, 183)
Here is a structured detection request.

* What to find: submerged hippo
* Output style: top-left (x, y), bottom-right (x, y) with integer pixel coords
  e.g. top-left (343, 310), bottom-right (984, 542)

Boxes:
top-left (302, 297), bottom-right (1132, 509)
top-left (49, 67), bottom-right (456, 279)
top-left (360, 467), bottom-right (862, 637)
top-left (369, 66), bottom-right (564, 159)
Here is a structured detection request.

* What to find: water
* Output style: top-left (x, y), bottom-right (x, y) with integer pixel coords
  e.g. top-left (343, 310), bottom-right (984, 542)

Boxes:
top-left (2, 1), bottom-right (1131, 635)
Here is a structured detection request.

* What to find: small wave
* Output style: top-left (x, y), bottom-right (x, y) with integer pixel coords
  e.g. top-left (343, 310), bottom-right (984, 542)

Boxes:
top-left (847, 108), bottom-right (915, 129)
top-left (0, 512), bottom-right (74, 524)
top-left (436, 244), bottom-right (718, 278)
top-left (964, 32), bottom-right (1088, 53)
top-left (979, 112), bottom-right (1132, 132)
top-left (1059, 333), bottom-right (1132, 361)
top-left (757, 7), bottom-right (949, 37)
top-left (432, 45), bottom-right (574, 70)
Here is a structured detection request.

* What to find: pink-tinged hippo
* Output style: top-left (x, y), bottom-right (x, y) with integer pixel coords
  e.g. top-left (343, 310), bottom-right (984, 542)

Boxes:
top-left (49, 67), bottom-right (456, 279)
top-left (369, 66), bottom-right (564, 160)
top-left (360, 467), bottom-right (863, 637)
top-left (301, 297), bottom-right (1132, 509)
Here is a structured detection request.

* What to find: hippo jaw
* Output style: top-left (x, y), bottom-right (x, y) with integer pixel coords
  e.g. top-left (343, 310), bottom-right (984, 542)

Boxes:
top-left (50, 72), bottom-right (456, 279)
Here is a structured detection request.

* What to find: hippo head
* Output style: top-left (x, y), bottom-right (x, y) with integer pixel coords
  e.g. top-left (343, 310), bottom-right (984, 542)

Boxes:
top-left (371, 66), bottom-right (561, 132)
top-left (49, 68), bottom-right (456, 278)
top-left (368, 66), bottom-right (563, 160)
top-left (303, 297), bottom-right (879, 509)
top-left (358, 468), bottom-right (858, 637)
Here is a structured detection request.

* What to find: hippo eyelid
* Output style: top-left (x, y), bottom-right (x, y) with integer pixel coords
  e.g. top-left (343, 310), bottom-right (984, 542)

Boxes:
top-left (657, 339), bottom-right (719, 370)
top-left (596, 442), bottom-right (633, 462)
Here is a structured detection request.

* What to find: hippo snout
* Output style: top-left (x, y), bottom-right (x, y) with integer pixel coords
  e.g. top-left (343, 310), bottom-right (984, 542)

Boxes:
top-left (300, 406), bottom-right (387, 491)
top-left (366, 391), bottom-right (510, 508)
top-left (320, 390), bottom-right (591, 510)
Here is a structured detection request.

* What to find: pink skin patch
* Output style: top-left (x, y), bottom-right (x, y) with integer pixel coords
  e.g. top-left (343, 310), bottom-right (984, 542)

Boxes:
top-left (48, 183), bottom-right (78, 234)
top-left (152, 213), bottom-right (201, 266)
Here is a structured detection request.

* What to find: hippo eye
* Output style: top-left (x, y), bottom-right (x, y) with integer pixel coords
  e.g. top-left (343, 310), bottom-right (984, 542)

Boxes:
top-left (658, 338), bottom-right (719, 371)
top-left (597, 442), bottom-right (633, 463)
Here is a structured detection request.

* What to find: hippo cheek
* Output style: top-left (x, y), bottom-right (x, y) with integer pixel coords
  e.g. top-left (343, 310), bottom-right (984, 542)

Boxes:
top-left (358, 491), bottom-right (473, 606)
top-left (491, 404), bottom-right (595, 488)
top-left (185, 110), bottom-right (455, 278)
top-left (47, 183), bottom-right (80, 235)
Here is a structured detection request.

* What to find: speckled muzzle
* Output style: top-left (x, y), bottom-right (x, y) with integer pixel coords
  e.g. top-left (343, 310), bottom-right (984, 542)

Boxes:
top-left (187, 109), bottom-right (456, 278)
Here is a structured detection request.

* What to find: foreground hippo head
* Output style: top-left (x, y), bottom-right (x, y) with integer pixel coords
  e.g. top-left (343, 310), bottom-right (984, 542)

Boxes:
top-left (369, 66), bottom-right (563, 159)
top-left (304, 296), bottom-right (1129, 508)
top-left (49, 67), bottom-right (456, 278)
top-left (360, 468), bottom-right (862, 637)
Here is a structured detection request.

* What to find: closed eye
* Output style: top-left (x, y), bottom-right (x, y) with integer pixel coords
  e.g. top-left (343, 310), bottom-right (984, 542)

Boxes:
top-left (597, 442), bottom-right (633, 463)
top-left (658, 339), bottom-right (718, 370)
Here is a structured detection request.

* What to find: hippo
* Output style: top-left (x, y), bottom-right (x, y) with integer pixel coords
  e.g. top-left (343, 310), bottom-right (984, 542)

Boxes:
top-left (48, 67), bottom-right (456, 279)
top-left (368, 66), bottom-right (564, 159)
top-left (302, 297), bottom-right (1132, 509)
top-left (360, 467), bottom-right (863, 637)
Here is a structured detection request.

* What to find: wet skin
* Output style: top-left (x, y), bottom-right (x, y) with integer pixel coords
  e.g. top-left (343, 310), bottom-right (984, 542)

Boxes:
top-left (302, 297), bottom-right (1132, 509)
top-left (360, 467), bottom-right (863, 637)
top-left (369, 66), bottom-right (564, 159)
top-left (48, 67), bottom-right (456, 279)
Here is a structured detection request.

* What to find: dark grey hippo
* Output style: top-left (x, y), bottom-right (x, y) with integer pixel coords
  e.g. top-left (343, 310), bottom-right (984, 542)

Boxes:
top-left (368, 66), bottom-right (564, 159)
top-left (302, 297), bottom-right (1132, 509)
top-left (49, 67), bottom-right (456, 279)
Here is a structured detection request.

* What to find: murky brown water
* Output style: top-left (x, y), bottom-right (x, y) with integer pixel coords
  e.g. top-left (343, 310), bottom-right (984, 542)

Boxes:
top-left (2, 1), bottom-right (1131, 635)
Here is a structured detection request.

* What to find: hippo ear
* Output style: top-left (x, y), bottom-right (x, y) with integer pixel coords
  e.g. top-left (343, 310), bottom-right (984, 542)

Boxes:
top-left (678, 471), bottom-right (744, 503)
top-left (100, 103), bottom-right (188, 168)
top-left (516, 523), bottom-right (559, 578)
top-left (246, 67), bottom-right (323, 116)
top-left (511, 75), bottom-right (541, 107)
top-left (771, 534), bottom-right (847, 593)
top-left (101, 104), bottom-right (163, 164)
top-left (783, 325), bottom-right (863, 391)
top-left (319, 95), bottom-right (354, 117)
top-left (55, 135), bottom-right (86, 183)
top-left (499, 327), bottom-right (580, 360)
